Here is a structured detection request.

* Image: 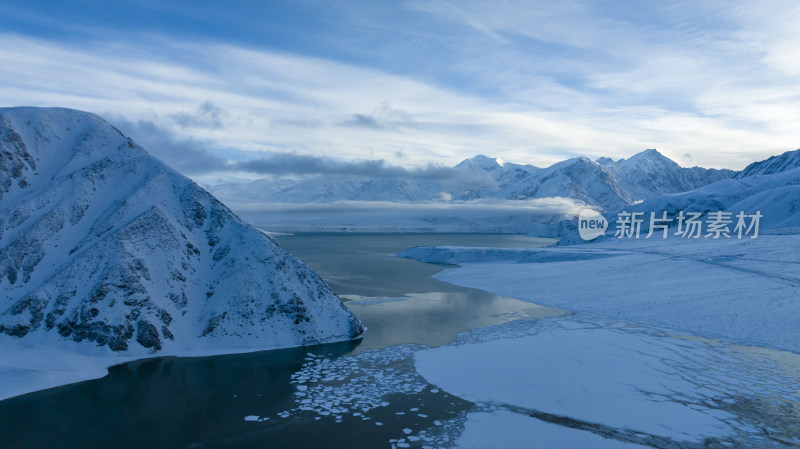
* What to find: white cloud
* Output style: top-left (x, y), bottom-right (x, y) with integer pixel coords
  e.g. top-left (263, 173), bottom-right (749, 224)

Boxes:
top-left (404, 0), bottom-right (509, 43)
top-left (2, 0), bottom-right (800, 182)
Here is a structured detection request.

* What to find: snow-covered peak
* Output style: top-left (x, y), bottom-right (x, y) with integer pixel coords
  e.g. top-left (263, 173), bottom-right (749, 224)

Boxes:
top-left (454, 154), bottom-right (504, 172)
top-left (634, 148), bottom-right (663, 157)
top-left (603, 149), bottom-right (733, 205)
top-left (544, 156), bottom-right (599, 171)
top-left (0, 107), bottom-right (147, 204)
top-left (0, 107), bottom-right (363, 356)
top-left (735, 149), bottom-right (800, 178)
top-left (616, 148), bottom-right (681, 171)
top-left (521, 156), bottom-right (629, 211)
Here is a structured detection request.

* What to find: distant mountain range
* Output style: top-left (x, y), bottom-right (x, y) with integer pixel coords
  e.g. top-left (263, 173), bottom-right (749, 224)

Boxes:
top-left (0, 107), bottom-right (363, 356)
top-left (613, 149), bottom-right (800, 232)
top-left (549, 148), bottom-right (800, 244)
top-left (210, 149), bottom-right (735, 212)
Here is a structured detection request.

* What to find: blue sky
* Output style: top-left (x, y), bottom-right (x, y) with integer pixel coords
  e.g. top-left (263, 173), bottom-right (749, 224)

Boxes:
top-left (2, 0), bottom-right (800, 183)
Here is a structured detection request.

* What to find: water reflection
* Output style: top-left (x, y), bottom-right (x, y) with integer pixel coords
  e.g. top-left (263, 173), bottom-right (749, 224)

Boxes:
top-left (274, 233), bottom-right (562, 352)
top-left (346, 292), bottom-right (562, 351)
top-left (273, 233), bottom-right (556, 298)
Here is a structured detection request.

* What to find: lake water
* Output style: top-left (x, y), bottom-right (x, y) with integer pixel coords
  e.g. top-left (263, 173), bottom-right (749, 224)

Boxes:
top-left (0, 233), bottom-right (559, 449)
top-left (274, 233), bottom-right (563, 351)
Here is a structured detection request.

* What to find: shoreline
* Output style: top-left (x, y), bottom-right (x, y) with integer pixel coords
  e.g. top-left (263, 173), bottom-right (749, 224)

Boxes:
top-left (0, 331), bottom-right (365, 402)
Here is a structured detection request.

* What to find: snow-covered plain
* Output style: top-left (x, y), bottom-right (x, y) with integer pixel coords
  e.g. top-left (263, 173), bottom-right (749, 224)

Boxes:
top-left (402, 234), bottom-right (800, 352)
top-left (404, 233), bottom-right (800, 447)
top-left (0, 342), bottom-right (123, 401)
top-left (415, 316), bottom-right (800, 448)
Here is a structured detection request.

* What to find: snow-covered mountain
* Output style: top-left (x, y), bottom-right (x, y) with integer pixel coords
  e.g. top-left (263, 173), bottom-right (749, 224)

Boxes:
top-left (600, 149), bottom-right (735, 202)
top-left (450, 154), bottom-right (540, 200)
top-left (734, 149), bottom-right (800, 178)
top-left (554, 150), bottom-right (800, 245)
top-left (0, 107), bottom-right (363, 356)
top-left (515, 157), bottom-right (630, 211)
top-left (449, 152), bottom-right (730, 210)
top-left (618, 166), bottom-right (800, 231)
top-left (210, 150), bottom-right (733, 213)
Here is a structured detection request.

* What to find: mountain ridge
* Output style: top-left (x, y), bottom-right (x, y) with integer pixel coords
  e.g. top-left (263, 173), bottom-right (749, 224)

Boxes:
top-left (735, 149), bottom-right (800, 179)
top-left (211, 149), bottom-right (735, 212)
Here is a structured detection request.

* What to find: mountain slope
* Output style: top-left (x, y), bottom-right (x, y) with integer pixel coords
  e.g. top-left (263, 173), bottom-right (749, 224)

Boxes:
top-left (450, 155), bottom-right (540, 200)
top-left (735, 149), bottom-right (800, 178)
top-left (619, 167), bottom-right (800, 230)
top-left (520, 157), bottom-right (630, 211)
top-left (0, 107), bottom-right (363, 356)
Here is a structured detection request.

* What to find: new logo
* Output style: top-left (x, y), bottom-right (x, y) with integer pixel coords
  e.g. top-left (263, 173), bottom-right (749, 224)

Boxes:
top-left (578, 208), bottom-right (608, 241)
